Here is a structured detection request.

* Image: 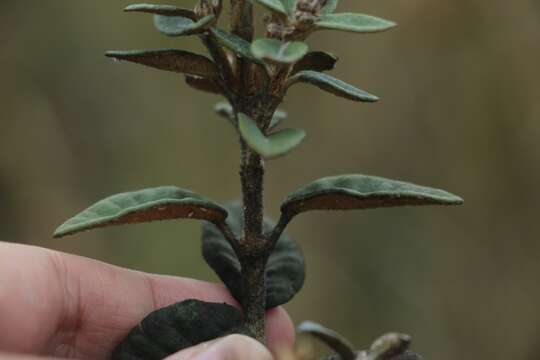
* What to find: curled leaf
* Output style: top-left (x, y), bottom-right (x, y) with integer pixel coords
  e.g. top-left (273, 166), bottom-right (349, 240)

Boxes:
top-left (112, 299), bottom-right (253, 360)
top-left (288, 70), bottom-right (378, 102)
top-left (251, 39), bottom-right (308, 64)
top-left (202, 202), bottom-right (305, 309)
top-left (106, 49), bottom-right (219, 77)
top-left (281, 174), bottom-right (464, 218)
top-left (298, 321), bottom-right (356, 360)
top-left (316, 13), bottom-right (396, 33)
top-left (214, 101), bottom-right (234, 120)
top-left (154, 14), bottom-right (215, 36)
top-left (124, 4), bottom-right (196, 19)
top-left (54, 186), bottom-right (227, 238)
top-left (367, 333), bottom-right (411, 360)
top-left (210, 28), bottom-right (259, 62)
top-left (292, 51), bottom-right (338, 75)
top-left (185, 75), bottom-right (222, 94)
top-left (239, 113), bottom-right (306, 159)
top-left (269, 109), bottom-right (288, 129)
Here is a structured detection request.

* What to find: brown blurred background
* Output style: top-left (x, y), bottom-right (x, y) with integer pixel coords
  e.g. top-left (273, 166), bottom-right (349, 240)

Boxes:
top-left (1, 1), bottom-right (539, 359)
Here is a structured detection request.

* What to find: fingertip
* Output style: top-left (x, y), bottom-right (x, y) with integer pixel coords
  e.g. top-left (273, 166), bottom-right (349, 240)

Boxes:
top-left (165, 335), bottom-right (272, 360)
top-left (266, 307), bottom-right (296, 353)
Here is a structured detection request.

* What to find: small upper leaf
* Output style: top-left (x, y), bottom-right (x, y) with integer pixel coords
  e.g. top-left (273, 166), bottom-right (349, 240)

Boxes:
top-left (105, 50), bottom-right (219, 77)
top-left (124, 4), bottom-right (196, 19)
top-left (316, 13), bottom-right (396, 33)
top-left (367, 333), bottom-right (411, 360)
top-left (238, 113), bottom-right (305, 159)
top-left (210, 28), bottom-right (259, 62)
top-left (320, 0), bottom-right (338, 15)
top-left (54, 186), bottom-right (227, 238)
top-left (254, 0), bottom-right (287, 15)
top-left (251, 39), bottom-right (308, 64)
top-left (298, 321), bottom-right (356, 360)
top-left (289, 70), bottom-right (379, 102)
top-left (154, 14), bottom-right (215, 36)
top-left (202, 202), bottom-right (305, 309)
top-left (269, 109), bottom-right (288, 129)
top-left (280, 0), bottom-right (296, 16)
top-left (112, 299), bottom-right (252, 360)
top-left (292, 51), bottom-right (338, 74)
top-left (281, 175), bottom-right (464, 218)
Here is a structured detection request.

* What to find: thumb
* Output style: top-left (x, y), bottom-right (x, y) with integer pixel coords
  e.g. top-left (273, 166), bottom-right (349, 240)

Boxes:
top-left (165, 334), bottom-right (273, 360)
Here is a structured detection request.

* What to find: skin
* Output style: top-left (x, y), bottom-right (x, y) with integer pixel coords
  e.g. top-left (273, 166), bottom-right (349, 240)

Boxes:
top-left (0, 242), bottom-right (294, 359)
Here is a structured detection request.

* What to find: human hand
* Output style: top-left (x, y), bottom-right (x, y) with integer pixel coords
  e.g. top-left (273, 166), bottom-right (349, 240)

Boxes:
top-left (0, 242), bottom-right (294, 359)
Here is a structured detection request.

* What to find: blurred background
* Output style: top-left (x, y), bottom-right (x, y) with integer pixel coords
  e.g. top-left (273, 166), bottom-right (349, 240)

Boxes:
top-left (1, 0), bottom-right (539, 359)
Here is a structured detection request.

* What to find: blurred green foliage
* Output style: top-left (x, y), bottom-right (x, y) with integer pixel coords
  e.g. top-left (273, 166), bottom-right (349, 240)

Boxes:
top-left (1, 1), bottom-right (539, 359)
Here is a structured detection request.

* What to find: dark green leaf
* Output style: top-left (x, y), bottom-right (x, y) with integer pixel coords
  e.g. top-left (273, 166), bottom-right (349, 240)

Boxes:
top-left (210, 28), bottom-right (259, 62)
top-left (281, 175), bottom-right (464, 218)
top-left (112, 299), bottom-right (253, 360)
top-left (105, 50), bottom-right (219, 77)
top-left (321, 0), bottom-right (338, 15)
top-left (288, 70), bottom-right (379, 102)
top-left (298, 321), bottom-right (356, 360)
top-left (251, 39), bottom-right (308, 64)
top-left (185, 75), bottom-right (222, 94)
top-left (269, 109), bottom-right (287, 129)
top-left (254, 0), bottom-right (287, 15)
top-left (238, 113), bottom-right (305, 159)
top-left (54, 186), bottom-right (227, 238)
top-left (124, 4), bottom-right (196, 19)
top-left (154, 14), bottom-right (215, 36)
top-left (292, 51), bottom-right (338, 74)
top-left (316, 13), bottom-right (396, 33)
top-left (368, 333), bottom-right (411, 360)
top-left (202, 202), bottom-right (305, 309)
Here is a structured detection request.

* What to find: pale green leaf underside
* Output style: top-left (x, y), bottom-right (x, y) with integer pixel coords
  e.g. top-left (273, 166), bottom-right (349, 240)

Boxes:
top-left (289, 70), bottom-right (378, 102)
top-left (154, 14), bottom-right (214, 36)
top-left (269, 109), bottom-right (287, 129)
top-left (124, 4), bottom-right (196, 19)
top-left (251, 39), bottom-right (308, 64)
top-left (54, 186), bottom-right (227, 238)
top-left (316, 13), bottom-right (396, 33)
top-left (238, 113), bottom-right (305, 159)
top-left (254, 0), bottom-right (286, 15)
top-left (280, 0), bottom-right (296, 16)
top-left (210, 28), bottom-right (259, 62)
top-left (297, 321), bottom-right (356, 360)
top-left (281, 174), bottom-right (464, 217)
top-left (321, 0), bottom-right (339, 15)
top-left (105, 49), bottom-right (218, 77)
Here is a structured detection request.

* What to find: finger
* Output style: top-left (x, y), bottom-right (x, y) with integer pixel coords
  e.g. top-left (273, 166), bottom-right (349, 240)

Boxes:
top-left (165, 335), bottom-right (273, 360)
top-left (0, 353), bottom-right (73, 360)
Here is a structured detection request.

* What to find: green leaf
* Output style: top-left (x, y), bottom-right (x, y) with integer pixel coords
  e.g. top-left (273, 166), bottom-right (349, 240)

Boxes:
top-left (281, 175), bottom-right (464, 218)
top-left (288, 70), bottom-right (379, 102)
top-left (54, 187), bottom-right (227, 238)
top-left (280, 0), bottom-right (296, 16)
top-left (269, 109), bottom-right (287, 129)
top-left (291, 51), bottom-right (338, 74)
top-left (321, 0), bottom-right (338, 15)
top-left (124, 4), bottom-right (196, 19)
top-left (316, 13), bottom-right (396, 33)
top-left (254, 0), bottom-right (287, 15)
top-left (201, 202), bottom-right (305, 309)
top-left (185, 75), bottom-right (222, 94)
top-left (210, 28), bottom-right (258, 62)
top-left (105, 50), bottom-right (219, 77)
top-left (238, 113), bottom-right (305, 159)
top-left (251, 39), bottom-right (308, 64)
top-left (154, 14), bottom-right (215, 36)
top-left (112, 299), bottom-right (253, 360)
top-left (298, 321), bottom-right (356, 360)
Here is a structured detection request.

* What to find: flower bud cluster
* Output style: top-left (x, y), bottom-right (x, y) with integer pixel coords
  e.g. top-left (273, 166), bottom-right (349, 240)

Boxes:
top-left (294, 0), bottom-right (327, 31)
top-left (194, 0), bottom-right (222, 18)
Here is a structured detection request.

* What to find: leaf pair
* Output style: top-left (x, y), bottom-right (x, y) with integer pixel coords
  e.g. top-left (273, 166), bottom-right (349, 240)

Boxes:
top-left (202, 202), bottom-right (305, 309)
top-left (113, 299), bottom-right (253, 360)
top-left (214, 102), bottom-right (287, 129)
top-left (53, 186), bottom-right (226, 238)
top-left (298, 321), bottom-right (423, 360)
